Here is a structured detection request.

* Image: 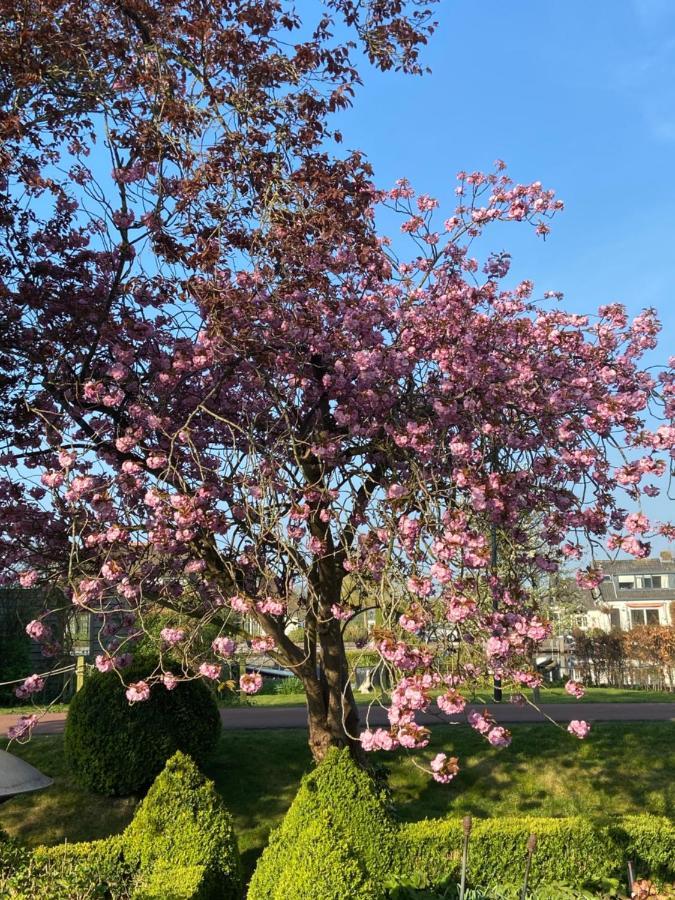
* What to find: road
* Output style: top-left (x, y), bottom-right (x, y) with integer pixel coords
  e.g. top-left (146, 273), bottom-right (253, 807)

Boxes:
top-left (1, 701), bottom-right (673, 738)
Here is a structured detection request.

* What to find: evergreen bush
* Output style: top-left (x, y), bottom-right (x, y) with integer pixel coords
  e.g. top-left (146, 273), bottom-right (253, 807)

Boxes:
top-left (397, 814), bottom-right (675, 893)
top-left (64, 659), bottom-right (221, 795)
top-left (248, 747), bottom-right (399, 900)
top-left (124, 751), bottom-right (242, 900)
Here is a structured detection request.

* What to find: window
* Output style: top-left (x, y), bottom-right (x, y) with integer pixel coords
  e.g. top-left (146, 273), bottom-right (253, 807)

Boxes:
top-left (618, 576), bottom-right (635, 590)
top-left (636, 575), bottom-right (663, 589)
top-left (609, 609), bottom-right (621, 631)
top-left (630, 608), bottom-right (660, 628)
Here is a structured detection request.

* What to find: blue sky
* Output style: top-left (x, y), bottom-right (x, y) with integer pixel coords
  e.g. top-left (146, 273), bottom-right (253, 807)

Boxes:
top-left (326, 0), bottom-right (675, 549)
top-left (330, 0), bottom-right (675, 344)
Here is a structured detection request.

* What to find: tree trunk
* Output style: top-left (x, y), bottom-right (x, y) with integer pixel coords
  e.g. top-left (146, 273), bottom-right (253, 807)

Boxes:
top-left (303, 673), bottom-right (364, 763)
top-left (299, 622), bottom-right (366, 765)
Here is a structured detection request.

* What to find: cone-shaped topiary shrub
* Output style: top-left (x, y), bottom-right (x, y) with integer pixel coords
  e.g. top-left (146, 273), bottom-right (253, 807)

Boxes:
top-left (64, 659), bottom-right (221, 796)
top-left (125, 751), bottom-right (242, 900)
top-left (247, 748), bottom-right (399, 900)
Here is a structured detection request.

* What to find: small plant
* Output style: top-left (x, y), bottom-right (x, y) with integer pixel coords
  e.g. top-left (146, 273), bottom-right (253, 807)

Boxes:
top-left (273, 676), bottom-right (304, 694)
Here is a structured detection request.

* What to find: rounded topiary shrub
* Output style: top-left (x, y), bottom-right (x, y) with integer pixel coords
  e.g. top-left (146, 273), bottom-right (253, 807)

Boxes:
top-left (64, 661), bottom-right (221, 796)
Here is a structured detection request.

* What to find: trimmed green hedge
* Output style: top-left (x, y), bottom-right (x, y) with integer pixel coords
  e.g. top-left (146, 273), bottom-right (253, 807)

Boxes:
top-left (615, 815), bottom-right (675, 884)
top-left (248, 748), bottom-right (400, 900)
top-left (0, 828), bottom-right (29, 883)
top-left (395, 814), bottom-right (674, 894)
top-left (64, 659), bottom-right (221, 795)
top-left (402, 814), bottom-right (674, 891)
top-left (125, 751), bottom-right (242, 899)
top-left (2, 754), bottom-right (240, 900)
top-left (398, 817), bottom-right (617, 889)
top-left (248, 749), bottom-right (675, 899)
top-left (1, 835), bottom-right (132, 899)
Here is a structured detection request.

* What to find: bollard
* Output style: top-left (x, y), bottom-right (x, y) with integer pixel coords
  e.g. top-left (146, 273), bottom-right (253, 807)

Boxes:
top-left (459, 815), bottom-right (472, 900)
top-left (521, 833), bottom-right (537, 900)
top-left (75, 656), bottom-right (86, 692)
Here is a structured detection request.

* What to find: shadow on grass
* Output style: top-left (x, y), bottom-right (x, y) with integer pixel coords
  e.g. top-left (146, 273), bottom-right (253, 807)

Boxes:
top-left (386, 722), bottom-right (674, 824)
top-left (1, 722), bottom-right (673, 884)
top-left (0, 735), bottom-right (138, 847)
top-left (202, 729), bottom-right (313, 880)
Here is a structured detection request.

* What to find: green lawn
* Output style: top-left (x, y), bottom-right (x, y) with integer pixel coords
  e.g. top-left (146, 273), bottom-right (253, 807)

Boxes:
top-left (517, 686), bottom-right (674, 704)
top-left (249, 690), bottom-right (382, 708)
top-left (0, 703), bottom-right (70, 716)
top-left (1, 685), bottom-right (671, 716)
top-left (250, 685), bottom-right (675, 708)
top-left (2, 722), bottom-right (673, 881)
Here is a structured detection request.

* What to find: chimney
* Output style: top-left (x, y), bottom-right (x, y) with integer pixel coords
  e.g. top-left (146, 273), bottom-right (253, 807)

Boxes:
top-left (660, 550), bottom-right (673, 562)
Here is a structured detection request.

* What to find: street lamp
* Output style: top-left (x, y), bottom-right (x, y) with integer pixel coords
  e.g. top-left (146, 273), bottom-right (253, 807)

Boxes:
top-left (0, 749), bottom-right (52, 803)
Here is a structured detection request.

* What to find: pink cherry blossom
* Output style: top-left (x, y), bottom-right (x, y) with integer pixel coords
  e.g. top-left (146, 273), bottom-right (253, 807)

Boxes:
top-left (487, 726), bottom-right (512, 748)
top-left (229, 595), bottom-right (250, 613)
top-left (437, 690), bottom-right (466, 715)
top-left (95, 654), bottom-right (119, 673)
top-left (7, 714), bottom-right (39, 741)
top-left (212, 636), bottom-right (237, 657)
top-left (3, 12), bottom-right (674, 780)
top-left (14, 673), bottom-right (46, 699)
top-left (160, 627), bottom-right (186, 646)
top-left (251, 635), bottom-right (276, 654)
top-left (25, 619), bottom-right (50, 642)
top-left (240, 673), bottom-right (263, 694)
top-left (330, 604), bottom-right (352, 621)
top-left (467, 710), bottom-right (493, 735)
top-left (361, 728), bottom-right (398, 751)
top-left (564, 680), bottom-right (585, 699)
top-left (199, 662), bottom-right (221, 680)
top-left (255, 597), bottom-right (286, 616)
top-left (126, 681), bottom-right (151, 703)
top-left (19, 569), bottom-right (39, 588)
top-left (567, 719), bottom-right (591, 739)
top-left (430, 752), bottom-right (460, 783)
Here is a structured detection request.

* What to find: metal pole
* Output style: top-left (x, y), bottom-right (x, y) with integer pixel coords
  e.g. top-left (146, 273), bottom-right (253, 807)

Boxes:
top-left (459, 816), bottom-right (472, 900)
top-left (491, 523), bottom-right (502, 703)
top-left (521, 833), bottom-right (537, 900)
top-left (627, 860), bottom-right (635, 894)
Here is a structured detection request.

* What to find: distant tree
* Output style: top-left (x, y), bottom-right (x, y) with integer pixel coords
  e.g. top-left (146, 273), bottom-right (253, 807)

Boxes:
top-left (623, 625), bottom-right (675, 691)
top-left (572, 630), bottom-right (626, 687)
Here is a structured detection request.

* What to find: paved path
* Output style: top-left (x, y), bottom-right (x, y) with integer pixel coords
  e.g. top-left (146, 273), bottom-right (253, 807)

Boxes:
top-left (1, 702), bottom-right (673, 738)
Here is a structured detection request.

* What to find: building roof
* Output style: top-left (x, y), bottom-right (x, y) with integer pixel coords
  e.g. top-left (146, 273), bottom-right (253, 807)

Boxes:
top-left (598, 553), bottom-right (675, 575)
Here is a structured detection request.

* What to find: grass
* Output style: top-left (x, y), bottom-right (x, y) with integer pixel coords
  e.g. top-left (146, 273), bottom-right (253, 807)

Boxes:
top-left (1, 721), bottom-right (673, 881)
top-left (518, 686), bottom-right (674, 704)
top-left (0, 702), bottom-right (70, 716)
top-left (1, 686), bottom-right (671, 716)
top-left (248, 689), bottom-right (381, 708)
top-left (249, 685), bottom-right (675, 708)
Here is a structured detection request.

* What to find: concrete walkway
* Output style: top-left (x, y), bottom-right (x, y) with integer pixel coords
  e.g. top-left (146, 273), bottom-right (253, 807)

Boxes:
top-left (1, 701), bottom-right (673, 738)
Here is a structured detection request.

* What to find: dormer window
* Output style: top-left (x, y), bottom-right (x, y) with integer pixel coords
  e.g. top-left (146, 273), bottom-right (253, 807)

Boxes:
top-left (639, 575), bottom-right (662, 589)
